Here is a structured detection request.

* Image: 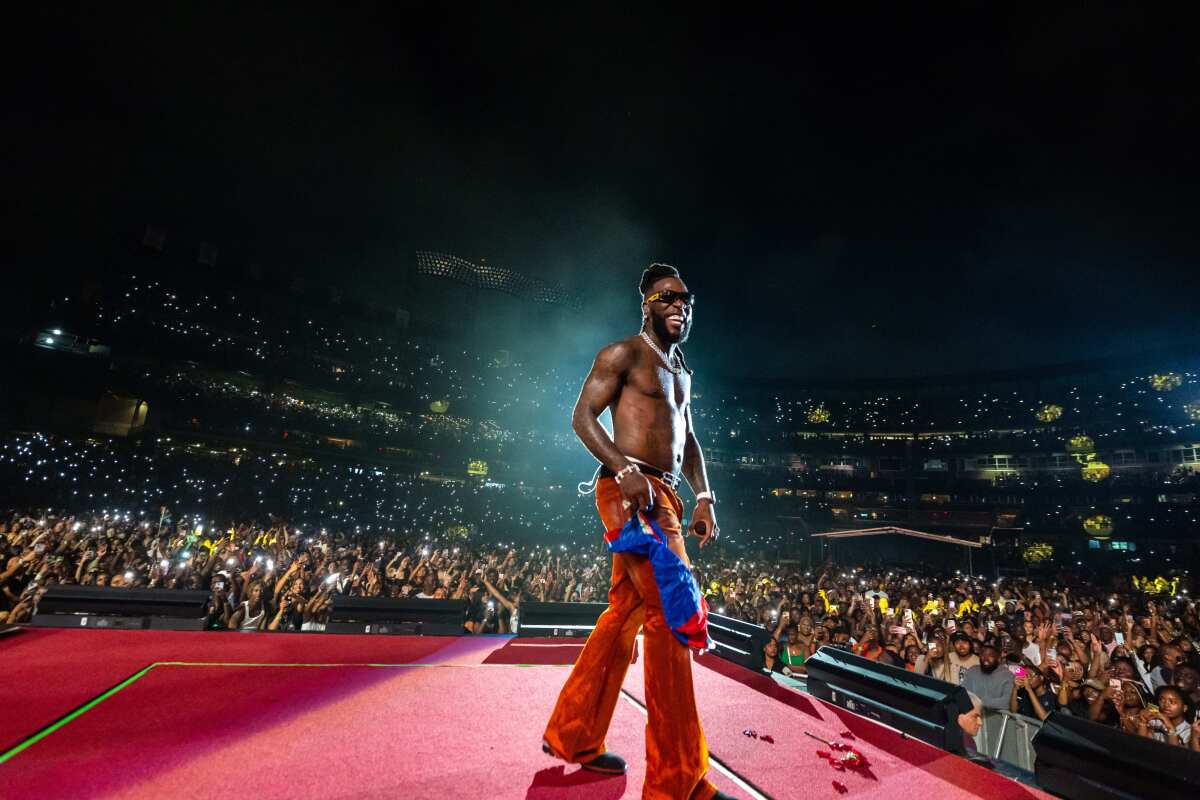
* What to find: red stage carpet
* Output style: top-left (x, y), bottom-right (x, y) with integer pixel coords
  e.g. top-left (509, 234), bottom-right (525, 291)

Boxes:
top-left (1, 628), bottom-right (1051, 799)
top-left (0, 627), bottom-right (453, 750)
top-left (482, 636), bottom-right (637, 665)
top-left (622, 654), bottom-right (1052, 800)
top-left (2, 662), bottom-right (748, 799)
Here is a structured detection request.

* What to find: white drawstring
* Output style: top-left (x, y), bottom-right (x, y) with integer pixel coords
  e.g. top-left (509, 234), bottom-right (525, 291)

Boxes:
top-left (577, 464), bottom-right (602, 496)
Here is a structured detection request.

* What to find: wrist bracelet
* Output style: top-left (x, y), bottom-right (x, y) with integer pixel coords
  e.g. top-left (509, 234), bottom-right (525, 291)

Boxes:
top-left (614, 464), bottom-right (640, 484)
top-left (696, 490), bottom-right (715, 504)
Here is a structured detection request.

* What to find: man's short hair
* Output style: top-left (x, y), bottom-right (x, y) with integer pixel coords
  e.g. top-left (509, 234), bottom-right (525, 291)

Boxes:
top-left (638, 262), bottom-right (681, 296)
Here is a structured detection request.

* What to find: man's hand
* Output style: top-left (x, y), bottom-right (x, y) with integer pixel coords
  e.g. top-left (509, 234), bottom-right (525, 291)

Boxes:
top-left (618, 472), bottom-right (655, 517)
top-left (688, 500), bottom-right (718, 547)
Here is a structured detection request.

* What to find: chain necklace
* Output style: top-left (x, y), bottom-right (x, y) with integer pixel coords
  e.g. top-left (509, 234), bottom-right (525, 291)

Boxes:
top-left (640, 330), bottom-right (682, 375)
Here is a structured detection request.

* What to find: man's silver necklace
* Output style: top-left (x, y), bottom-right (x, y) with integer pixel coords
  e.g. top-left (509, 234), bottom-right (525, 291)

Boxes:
top-left (640, 330), bottom-right (682, 375)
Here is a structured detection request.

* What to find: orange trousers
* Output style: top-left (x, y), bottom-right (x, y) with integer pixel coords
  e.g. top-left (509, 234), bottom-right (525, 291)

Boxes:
top-left (542, 475), bottom-right (716, 800)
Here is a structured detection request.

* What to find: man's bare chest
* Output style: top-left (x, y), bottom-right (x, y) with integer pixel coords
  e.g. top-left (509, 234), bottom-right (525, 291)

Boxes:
top-left (626, 364), bottom-right (689, 408)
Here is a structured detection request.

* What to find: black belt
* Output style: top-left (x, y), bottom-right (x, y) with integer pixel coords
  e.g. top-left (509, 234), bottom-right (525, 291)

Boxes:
top-left (600, 463), bottom-right (680, 489)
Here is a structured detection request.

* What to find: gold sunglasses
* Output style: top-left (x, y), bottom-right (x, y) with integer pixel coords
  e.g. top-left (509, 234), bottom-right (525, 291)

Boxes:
top-left (645, 289), bottom-right (695, 306)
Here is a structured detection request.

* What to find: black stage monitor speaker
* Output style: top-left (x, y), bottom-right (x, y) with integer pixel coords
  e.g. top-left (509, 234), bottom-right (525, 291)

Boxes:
top-left (1032, 711), bottom-right (1200, 800)
top-left (32, 585), bottom-right (210, 630)
top-left (805, 646), bottom-right (971, 754)
top-left (517, 601), bottom-right (606, 637)
top-left (516, 604), bottom-right (769, 663)
top-left (705, 612), bottom-right (768, 671)
top-left (328, 596), bottom-right (465, 635)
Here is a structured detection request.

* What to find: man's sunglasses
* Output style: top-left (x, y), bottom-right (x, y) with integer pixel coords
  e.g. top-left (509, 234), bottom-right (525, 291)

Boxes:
top-left (645, 289), bottom-right (695, 307)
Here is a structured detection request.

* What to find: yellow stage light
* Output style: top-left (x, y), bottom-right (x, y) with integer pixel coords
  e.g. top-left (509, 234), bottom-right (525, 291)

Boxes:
top-left (1150, 373), bottom-right (1182, 392)
top-left (1023, 543), bottom-right (1054, 563)
top-left (1035, 403), bottom-right (1063, 423)
top-left (1082, 514), bottom-right (1113, 537)
top-left (1066, 435), bottom-right (1094, 454)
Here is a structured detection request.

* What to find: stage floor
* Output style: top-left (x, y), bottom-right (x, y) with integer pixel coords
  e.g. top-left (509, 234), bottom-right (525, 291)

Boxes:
top-left (0, 628), bottom-right (1051, 799)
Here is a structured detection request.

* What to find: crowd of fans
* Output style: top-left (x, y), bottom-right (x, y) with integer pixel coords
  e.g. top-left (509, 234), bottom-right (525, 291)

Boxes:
top-left (5, 424), bottom-right (1200, 564)
top-left (0, 510), bottom-right (611, 634)
top-left (747, 564), bottom-right (1199, 751)
top-left (19, 273), bottom-right (1198, 562)
top-left (3, 505), bottom-right (1196, 753)
top-left (144, 370), bottom-right (580, 470)
top-left (76, 274), bottom-right (1200, 449)
top-left (0, 432), bottom-right (604, 548)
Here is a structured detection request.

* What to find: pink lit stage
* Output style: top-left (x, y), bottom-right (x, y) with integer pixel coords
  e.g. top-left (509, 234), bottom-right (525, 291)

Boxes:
top-left (0, 628), bottom-right (1051, 799)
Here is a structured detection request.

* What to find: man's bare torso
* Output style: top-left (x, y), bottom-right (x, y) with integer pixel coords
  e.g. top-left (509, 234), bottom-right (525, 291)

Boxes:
top-left (610, 335), bottom-right (689, 474)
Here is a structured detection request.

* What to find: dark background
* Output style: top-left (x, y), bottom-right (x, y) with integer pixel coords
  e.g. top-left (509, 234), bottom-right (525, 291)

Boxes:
top-left (7, 4), bottom-right (1199, 379)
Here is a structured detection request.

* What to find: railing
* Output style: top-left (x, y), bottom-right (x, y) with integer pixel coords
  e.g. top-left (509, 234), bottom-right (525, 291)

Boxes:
top-left (973, 708), bottom-right (1043, 772)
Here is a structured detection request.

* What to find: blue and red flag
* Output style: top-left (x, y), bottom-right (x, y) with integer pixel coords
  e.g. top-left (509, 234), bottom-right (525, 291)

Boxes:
top-left (604, 511), bottom-right (713, 651)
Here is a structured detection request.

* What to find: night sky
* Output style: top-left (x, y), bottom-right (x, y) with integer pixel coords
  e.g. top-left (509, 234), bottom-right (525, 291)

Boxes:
top-left (9, 4), bottom-right (1200, 380)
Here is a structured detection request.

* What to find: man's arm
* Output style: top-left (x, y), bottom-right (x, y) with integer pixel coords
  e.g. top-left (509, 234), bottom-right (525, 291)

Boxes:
top-left (268, 597), bottom-right (291, 631)
top-left (572, 342), bottom-right (654, 514)
top-left (681, 405), bottom-right (710, 496)
top-left (771, 610), bottom-right (788, 641)
top-left (451, 570), bottom-right (468, 600)
top-left (682, 404), bottom-right (719, 547)
top-left (1086, 633), bottom-right (1108, 678)
top-left (572, 342), bottom-right (635, 473)
top-left (482, 576), bottom-right (515, 612)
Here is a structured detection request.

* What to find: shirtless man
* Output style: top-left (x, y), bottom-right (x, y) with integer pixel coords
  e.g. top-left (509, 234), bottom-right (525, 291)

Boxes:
top-left (542, 263), bottom-right (732, 800)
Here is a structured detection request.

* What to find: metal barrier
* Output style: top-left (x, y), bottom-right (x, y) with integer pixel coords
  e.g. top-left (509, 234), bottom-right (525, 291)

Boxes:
top-left (770, 672), bottom-right (807, 691)
top-left (973, 709), bottom-right (1043, 771)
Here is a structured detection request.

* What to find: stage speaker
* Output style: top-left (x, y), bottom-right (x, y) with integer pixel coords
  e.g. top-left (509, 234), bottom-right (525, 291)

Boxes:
top-left (706, 612), bottom-right (769, 671)
top-left (328, 596), bottom-right (465, 635)
top-left (517, 601), bottom-right (606, 637)
top-left (1032, 711), bottom-right (1200, 800)
top-left (516, 605), bottom-right (770, 662)
top-left (32, 585), bottom-right (210, 630)
top-left (805, 646), bottom-right (971, 754)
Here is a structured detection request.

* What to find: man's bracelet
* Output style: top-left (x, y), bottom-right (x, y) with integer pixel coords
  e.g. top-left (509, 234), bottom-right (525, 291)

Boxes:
top-left (695, 490), bottom-right (716, 505)
top-left (614, 464), bottom-right (640, 484)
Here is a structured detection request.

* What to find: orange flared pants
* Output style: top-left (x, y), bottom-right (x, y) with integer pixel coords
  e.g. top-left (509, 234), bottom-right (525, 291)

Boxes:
top-left (542, 475), bottom-right (716, 800)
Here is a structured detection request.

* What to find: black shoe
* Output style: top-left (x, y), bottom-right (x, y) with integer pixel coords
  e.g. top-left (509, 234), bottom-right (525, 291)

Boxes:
top-left (580, 752), bottom-right (626, 775)
top-left (542, 742), bottom-right (627, 775)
